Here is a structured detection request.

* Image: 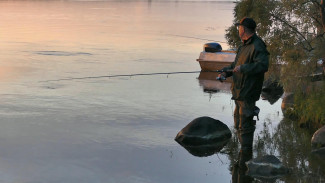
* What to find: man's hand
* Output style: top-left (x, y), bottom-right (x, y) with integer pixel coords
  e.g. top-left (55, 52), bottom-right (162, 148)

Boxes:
top-left (216, 72), bottom-right (226, 82)
top-left (217, 72), bottom-right (226, 78)
top-left (233, 65), bottom-right (241, 72)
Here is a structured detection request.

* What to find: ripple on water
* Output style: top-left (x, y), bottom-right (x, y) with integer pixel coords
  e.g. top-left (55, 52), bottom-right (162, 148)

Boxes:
top-left (34, 51), bottom-right (92, 56)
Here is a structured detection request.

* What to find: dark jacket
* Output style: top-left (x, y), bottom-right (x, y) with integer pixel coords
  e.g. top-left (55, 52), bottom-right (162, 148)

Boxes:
top-left (223, 34), bottom-right (269, 102)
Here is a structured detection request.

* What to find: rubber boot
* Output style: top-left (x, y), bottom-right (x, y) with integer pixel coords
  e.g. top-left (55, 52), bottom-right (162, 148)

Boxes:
top-left (234, 109), bottom-right (240, 130)
top-left (232, 155), bottom-right (239, 183)
top-left (240, 131), bottom-right (254, 152)
top-left (239, 149), bottom-right (253, 183)
top-left (232, 149), bottom-right (253, 183)
top-left (237, 130), bottom-right (242, 144)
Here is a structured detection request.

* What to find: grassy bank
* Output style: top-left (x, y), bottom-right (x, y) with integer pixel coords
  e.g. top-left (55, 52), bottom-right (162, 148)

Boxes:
top-left (285, 83), bottom-right (325, 128)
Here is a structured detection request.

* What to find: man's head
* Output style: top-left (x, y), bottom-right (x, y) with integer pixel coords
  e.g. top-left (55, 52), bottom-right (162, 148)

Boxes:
top-left (235, 17), bottom-right (256, 40)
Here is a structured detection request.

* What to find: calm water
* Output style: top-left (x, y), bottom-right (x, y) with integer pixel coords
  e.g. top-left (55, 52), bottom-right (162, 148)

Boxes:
top-left (0, 1), bottom-right (323, 183)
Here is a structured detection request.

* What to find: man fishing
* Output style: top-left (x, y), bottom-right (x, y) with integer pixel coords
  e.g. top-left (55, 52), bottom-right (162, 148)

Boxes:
top-left (218, 17), bottom-right (269, 153)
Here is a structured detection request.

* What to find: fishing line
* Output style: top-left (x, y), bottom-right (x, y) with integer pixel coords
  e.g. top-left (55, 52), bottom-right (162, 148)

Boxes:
top-left (40, 70), bottom-right (230, 82)
top-left (164, 34), bottom-right (228, 43)
top-left (40, 34), bottom-right (230, 82)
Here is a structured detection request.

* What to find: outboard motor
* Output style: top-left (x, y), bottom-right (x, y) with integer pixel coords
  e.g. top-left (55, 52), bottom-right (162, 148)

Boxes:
top-left (204, 42), bottom-right (222, 52)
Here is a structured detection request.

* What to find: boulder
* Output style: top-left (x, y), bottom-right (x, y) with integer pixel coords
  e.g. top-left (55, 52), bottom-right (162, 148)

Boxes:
top-left (246, 155), bottom-right (289, 180)
top-left (175, 116), bottom-right (231, 157)
top-left (175, 116), bottom-right (231, 146)
top-left (311, 125), bottom-right (325, 148)
top-left (261, 80), bottom-right (284, 105)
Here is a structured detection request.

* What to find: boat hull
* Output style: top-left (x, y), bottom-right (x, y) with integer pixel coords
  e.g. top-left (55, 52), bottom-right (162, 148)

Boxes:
top-left (196, 51), bottom-right (236, 71)
top-left (197, 61), bottom-right (233, 71)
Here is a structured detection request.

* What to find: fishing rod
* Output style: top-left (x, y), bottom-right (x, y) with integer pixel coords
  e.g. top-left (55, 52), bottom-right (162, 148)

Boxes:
top-left (164, 34), bottom-right (228, 44)
top-left (40, 69), bottom-right (233, 82)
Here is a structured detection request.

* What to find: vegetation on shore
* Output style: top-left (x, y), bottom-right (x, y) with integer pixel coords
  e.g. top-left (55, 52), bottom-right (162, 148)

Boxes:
top-left (225, 0), bottom-right (325, 126)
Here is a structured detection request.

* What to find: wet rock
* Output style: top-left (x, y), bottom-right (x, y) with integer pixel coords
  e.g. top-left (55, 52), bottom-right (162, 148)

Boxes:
top-left (246, 155), bottom-right (289, 180)
top-left (262, 80), bottom-right (284, 105)
top-left (281, 93), bottom-right (294, 114)
top-left (311, 125), bottom-right (325, 148)
top-left (175, 116), bottom-right (231, 145)
top-left (175, 116), bottom-right (231, 157)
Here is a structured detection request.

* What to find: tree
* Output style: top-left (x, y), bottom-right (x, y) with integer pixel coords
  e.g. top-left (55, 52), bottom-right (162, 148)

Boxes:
top-left (225, 0), bottom-right (325, 125)
top-left (320, 0), bottom-right (325, 31)
top-left (225, 0), bottom-right (325, 89)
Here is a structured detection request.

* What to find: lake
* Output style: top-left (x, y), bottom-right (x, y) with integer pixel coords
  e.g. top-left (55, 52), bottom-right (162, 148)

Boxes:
top-left (0, 0), bottom-right (324, 182)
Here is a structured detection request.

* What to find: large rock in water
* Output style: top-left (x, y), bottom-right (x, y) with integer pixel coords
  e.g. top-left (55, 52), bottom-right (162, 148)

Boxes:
top-left (175, 116), bottom-right (231, 157)
top-left (261, 80), bottom-right (284, 105)
top-left (311, 125), bottom-right (325, 148)
top-left (175, 116), bottom-right (231, 145)
top-left (246, 155), bottom-right (289, 180)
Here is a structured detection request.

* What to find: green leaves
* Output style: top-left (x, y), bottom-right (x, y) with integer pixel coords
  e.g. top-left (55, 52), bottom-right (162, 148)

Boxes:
top-left (226, 0), bottom-right (325, 126)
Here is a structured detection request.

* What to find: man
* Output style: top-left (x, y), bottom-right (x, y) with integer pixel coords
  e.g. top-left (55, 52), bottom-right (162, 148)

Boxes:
top-left (219, 17), bottom-right (269, 152)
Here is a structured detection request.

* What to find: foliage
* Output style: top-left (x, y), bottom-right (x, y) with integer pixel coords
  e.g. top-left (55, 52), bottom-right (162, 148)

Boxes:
top-left (226, 118), bottom-right (325, 182)
top-left (272, 119), bottom-right (325, 182)
top-left (225, 0), bottom-right (325, 126)
top-left (292, 84), bottom-right (325, 126)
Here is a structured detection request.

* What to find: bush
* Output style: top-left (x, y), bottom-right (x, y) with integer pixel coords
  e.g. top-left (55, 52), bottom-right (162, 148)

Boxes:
top-left (292, 83), bottom-right (325, 127)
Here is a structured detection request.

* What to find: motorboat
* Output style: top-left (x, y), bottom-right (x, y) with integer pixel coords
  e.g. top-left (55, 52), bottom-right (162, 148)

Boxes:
top-left (196, 43), bottom-right (236, 71)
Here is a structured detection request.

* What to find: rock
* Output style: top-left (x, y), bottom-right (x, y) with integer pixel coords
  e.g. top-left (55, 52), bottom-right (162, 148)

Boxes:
top-left (175, 116), bottom-right (231, 157)
top-left (262, 80), bottom-right (284, 105)
top-left (175, 116), bottom-right (231, 146)
top-left (281, 93), bottom-right (294, 114)
top-left (246, 155), bottom-right (289, 180)
top-left (311, 125), bottom-right (325, 148)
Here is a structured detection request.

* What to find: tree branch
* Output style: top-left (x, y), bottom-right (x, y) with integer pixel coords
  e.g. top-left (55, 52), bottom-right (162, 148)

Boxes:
top-left (321, 0), bottom-right (325, 32)
top-left (270, 13), bottom-right (314, 52)
top-left (310, 0), bottom-right (320, 6)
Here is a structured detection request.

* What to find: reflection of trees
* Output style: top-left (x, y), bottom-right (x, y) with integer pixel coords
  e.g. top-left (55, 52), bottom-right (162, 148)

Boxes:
top-left (272, 119), bottom-right (325, 182)
top-left (221, 128), bottom-right (241, 172)
top-left (255, 119), bottom-right (277, 156)
top-left (224, 117), bottom-right (325, 182)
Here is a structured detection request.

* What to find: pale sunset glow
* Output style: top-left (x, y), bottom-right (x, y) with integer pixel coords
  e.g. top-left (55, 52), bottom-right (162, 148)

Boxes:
top-left (0, 1), bottom-right (308, 183)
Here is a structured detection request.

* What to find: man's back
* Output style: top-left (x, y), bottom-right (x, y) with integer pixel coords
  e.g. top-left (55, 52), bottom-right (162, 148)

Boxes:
top-left (231, 34), bottom-right (269, 102)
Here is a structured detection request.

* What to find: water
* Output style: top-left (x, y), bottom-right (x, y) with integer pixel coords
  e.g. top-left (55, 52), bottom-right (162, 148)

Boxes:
top-left (0, 1), bottom-right (324, 182)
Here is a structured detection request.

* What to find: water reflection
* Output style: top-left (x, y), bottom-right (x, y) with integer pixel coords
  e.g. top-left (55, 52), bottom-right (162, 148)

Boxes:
top-left (272, 119), bottom-right (325, 182)
top-left (228, 117), bottom-right (325, 182)
top-left (177, 139), bottom-right (230, 157)
top-left (194, 71), bottom-right (325, 182)
top-left (231, 149), bottom-right (254, 183)
top-left (197, 71), bottom-right (231, 94)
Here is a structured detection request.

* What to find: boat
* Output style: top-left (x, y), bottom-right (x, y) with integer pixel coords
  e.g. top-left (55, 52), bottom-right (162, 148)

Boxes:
top-left (196, 43), bottom-right (236, 71)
